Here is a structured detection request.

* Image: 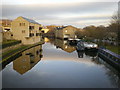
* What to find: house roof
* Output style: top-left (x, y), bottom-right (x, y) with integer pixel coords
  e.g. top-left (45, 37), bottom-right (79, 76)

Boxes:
top-left (21, 16), bottom-right (40, 24)
top-left (56, 25), bottom-right (77, 30)
top-left (56, 26), bottom-right (67, 30)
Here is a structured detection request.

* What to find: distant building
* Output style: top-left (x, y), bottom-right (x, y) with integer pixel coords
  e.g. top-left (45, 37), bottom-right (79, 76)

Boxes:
top-left (0, 27), bottom-right (13, 42)
top-left (0, 19), bottom-right (12, 27)
top-left (3, 30), bottom-right (13, 40)
top-left (0, 19), bottom-right (12, 32)
top-left (41, 26), bottom-right (49, 33)
top-left (55, 25), bottom-right (77, 40)
top-left (0, 19), bottom-right (13, 41)
top-left (11, 16), bottom-right (43, 44)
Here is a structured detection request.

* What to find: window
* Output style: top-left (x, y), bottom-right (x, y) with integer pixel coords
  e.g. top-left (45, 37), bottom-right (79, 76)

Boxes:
top-left (39, 27), bottom-right (42, 30)
top-left (19, 23), bottom-right (25, 26)
top-left (29, 33), bottom-right (34, 37)
top-left (41, 31), bottom-right (44, 33)
top-left (29, 26), bottom-right (34, 30)
top-left (36, 33), bottom-right (40, 36)
top-left (22, 30), bottom-right (25, 33)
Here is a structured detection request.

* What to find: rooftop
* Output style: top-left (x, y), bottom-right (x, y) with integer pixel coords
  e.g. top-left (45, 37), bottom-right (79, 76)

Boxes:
top-left (56, 25), bottom-right (77, 30)
top-left (20, 16), bottom-right (40, 24)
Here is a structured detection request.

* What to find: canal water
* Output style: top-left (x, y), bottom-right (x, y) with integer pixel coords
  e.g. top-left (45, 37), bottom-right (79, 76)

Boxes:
top-left (2, 38), bottom-right (120, 88)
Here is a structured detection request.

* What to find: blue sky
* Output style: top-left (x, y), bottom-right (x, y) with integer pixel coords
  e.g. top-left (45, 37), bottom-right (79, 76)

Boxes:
top-left (1, 0), bottom-right (119, 28)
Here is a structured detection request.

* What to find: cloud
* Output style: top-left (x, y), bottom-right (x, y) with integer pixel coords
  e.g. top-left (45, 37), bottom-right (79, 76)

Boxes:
top-left (2, 0), bottom-right (119, 5)
top-left (1, 2), bottom-right (118, 28)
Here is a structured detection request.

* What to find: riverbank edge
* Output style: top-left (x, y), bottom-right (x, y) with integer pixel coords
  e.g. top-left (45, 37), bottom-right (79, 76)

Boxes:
top-left (1, 43), bottom-right (22, 54)
top-left (98, 47), bottom-right (120, 71)
top-left (0, 41), bottom-right (43, 64)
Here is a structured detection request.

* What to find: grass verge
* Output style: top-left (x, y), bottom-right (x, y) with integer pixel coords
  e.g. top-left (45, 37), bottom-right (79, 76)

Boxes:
top-left (0, 41), bottom-right (43, 64)
top-left (106, 45), bottom-right (120, 55)
top-left (95, 42), bottom-right (120, 55)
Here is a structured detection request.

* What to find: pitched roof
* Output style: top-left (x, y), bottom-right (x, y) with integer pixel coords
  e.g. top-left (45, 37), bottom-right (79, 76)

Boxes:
top-left (21, 16), bottom-right (40, 24)
top-left (56, 25), bottom-right (77, 30)
top-left (56, 26), bottom-right (67, 30)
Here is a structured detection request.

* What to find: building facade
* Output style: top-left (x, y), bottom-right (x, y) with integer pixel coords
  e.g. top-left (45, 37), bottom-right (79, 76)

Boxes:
top-left (55, 25), bottom-right (77, 40)
top-left (3, 31), bottom-right (13, 40)
top-left (0, 19), bottom-right (13, 41)
top-left (0, 19), bottom-right (12, 27)
top-left (11, 16), bottom-right (42, 44)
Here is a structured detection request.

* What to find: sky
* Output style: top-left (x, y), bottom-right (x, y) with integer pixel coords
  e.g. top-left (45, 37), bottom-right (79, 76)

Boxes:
top-left (1, 0), bottom-right (119, 28)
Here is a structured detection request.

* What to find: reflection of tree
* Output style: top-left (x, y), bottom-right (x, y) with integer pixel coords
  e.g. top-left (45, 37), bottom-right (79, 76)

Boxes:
top-left (13, 44), bottom-right (43, 75)
top-left (106, 69), bottom-right (120, 88)
top-left (90, 56), bottom-right (120, 87)
top-left (98, 58), bottom-right (120, 88)
top-left (91, 57), bottom-right (102, 65)
top-left (105, 65), bottom-right (120, 87)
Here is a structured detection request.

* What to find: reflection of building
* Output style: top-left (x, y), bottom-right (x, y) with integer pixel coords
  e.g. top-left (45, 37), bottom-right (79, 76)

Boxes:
top-left (13, 45), bottom-right (43, 74)
top-left (55, 25), bottom-right (77, 40)
top-left (54, 39), bottom-right (76, 53)
top-left (44, 37), bottom-right (50, 42)
top-left (11, 16), bottom-right (42, 44)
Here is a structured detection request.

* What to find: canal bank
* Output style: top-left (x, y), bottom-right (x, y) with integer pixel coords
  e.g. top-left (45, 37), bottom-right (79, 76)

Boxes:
top-left (98, 47), bottom-right (120, 71)
top-left (1, 40), bottom-right (44, 70)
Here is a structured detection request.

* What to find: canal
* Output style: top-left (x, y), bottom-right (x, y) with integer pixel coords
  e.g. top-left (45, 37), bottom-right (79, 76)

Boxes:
top-left (2, 38), bottom-right (120, 88)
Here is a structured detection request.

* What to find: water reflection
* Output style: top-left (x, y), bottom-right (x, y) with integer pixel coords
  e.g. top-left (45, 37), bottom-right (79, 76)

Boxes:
top-left (2, 37), bottom-right (120, 88)
top-left (76, 50), bottom-right (84, 58)
top-left (98, 57), bottom-right (120, 87)
top-left (44, 37), bottom-right (50, 43)
top-left (1, 38), bottom-right (45, 70)
top-left (47, 38), bottom-right (120, 87)
top-left (13, 45), bottom-right (43, 74)
top-left (54, 39), bottom-right (76, 53)
top-left (85, 50), bottom-right (97, 57)
top-left (48, 38), bottom-right (98, 59)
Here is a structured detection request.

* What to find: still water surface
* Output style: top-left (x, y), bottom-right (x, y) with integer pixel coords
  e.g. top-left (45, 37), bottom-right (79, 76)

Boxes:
top-left (2, 38), bottom-right (120, 88)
